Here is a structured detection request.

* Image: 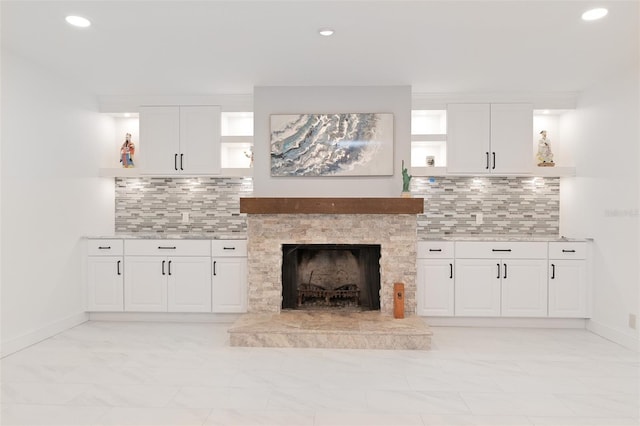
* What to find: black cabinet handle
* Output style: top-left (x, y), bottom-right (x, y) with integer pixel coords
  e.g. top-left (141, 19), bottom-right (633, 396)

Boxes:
top-left (158, 246), bottom-right (177, 250)
top-left (551, 263), bottom-right (555, 279)
top-left (174, 154), bottom-right (178, 171)
top-left (562, 249), bottom-right (576, 253)
top-left (485, 152), bottom-right (490, 169)
top-left (162, 260), bottom-right (166, 276)
top-left (496, 263), bottom-right (501, 279)
top-left (429, 249), bottom-right (442, 252)
top-left (223, 247), bottom-right (236, 250)
top-left (492, 152), bottom-right (496, 170)
top-left (213, 261), bottom-right (217, 276)
top-left (98, 246), bottom-right (111, 250)
top-left (168, 260), bottom-right (172, 276)
top-left (117, 260), bottom-right (121, 275)
top-left (492, 249), bottom-right (512, 252)
top-left (503, 263), bottom-right (507, 279)
top-left (449, 263), bottom-right (453, 279)
top-left (180, 154), bottom-right (184, 171)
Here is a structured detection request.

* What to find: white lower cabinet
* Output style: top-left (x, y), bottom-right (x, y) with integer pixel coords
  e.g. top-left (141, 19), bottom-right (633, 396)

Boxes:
top-left (124, 256), bottom-right (167, 312)
top-left (87, 256), bottom-right (124, 311)
top-left (212, 240), bottom-right (248, 313)
top-left (87, 239), bottom-right (124, 312)
top-left (167, 257), bottom-right (212, 312)
top-left (123, 240), bottom-right (212, 313)
top-left (548, 242), bottom-right (588, 318)
top-left (417, 242), bottom-right (455, 316)
top-left (455, 259), bottom-right (502, 316)
top-left (501, 259), bottom-right (548, 317)
top-left (453, 242), bottom-right (548, 317)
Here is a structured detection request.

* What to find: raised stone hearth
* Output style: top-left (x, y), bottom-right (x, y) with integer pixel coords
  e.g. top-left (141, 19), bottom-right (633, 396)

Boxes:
top-left (229, 310), bottom-right (432, 350)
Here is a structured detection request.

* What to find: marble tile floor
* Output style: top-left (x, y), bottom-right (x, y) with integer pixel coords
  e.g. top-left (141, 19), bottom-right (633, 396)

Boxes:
top-left (228, 310), bottom-right (432, 350)
top-left (0, 321), bottom-right (638, 426)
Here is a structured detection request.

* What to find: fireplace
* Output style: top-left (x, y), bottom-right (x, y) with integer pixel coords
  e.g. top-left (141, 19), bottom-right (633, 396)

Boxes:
top-left (281, 244), bottom-right (381, 310)
top-left (240, 198), bottom-right (423, 315)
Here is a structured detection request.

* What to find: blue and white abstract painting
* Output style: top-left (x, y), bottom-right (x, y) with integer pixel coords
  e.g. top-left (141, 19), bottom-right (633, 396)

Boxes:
top-left (270, 113), bottom-right (394, 176)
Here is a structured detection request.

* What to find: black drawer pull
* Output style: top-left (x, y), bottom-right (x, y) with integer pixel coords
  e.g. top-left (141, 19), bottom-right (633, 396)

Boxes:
top-left (213, 261), bottom-right (217, 276)
top-left (223, 247), bottom-right (236, 250)
top-left (174, 154), bottom-right (178, 171)
top-left (562, 249), bottom-right (576, 253)
top-left (485, 152), bottom-right (489, 170)
top-left (98, 246), bottom-right (111, 250)
top-left (429, 249), bottom-right (442, 252)
top-left (492, 249), bottom-right (512, 252)
top-left (449, 263), bottom-right (453, 279)
top-left (117, 260), bottom-right (121, 275)
top-left (180, 154), bottom-right (184, 171)
top-left (168, 260), bottom-right (172, 276)
top-left (551, 263), bottom-right (556, 279)
top-left (162, 260), bottom-right (166, 276)
top-left (503, 263), bottom-right (507, 279)
top-left (496, 263), bottom-right (501, 279)
top-left (492, 152), bottom-right (496, 170)
top-left (158, 246), bottom-right (177, 250)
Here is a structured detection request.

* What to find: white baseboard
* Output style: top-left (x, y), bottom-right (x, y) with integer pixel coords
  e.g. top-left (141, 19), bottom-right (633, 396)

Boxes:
top-left (0, 312), bottom-right (88, 358)
top-left (587, 319), bottom-right (640, 351)
top-left (88, 312), bottom-right (242, 323)
top-left (424, 316), bottom-right (587, 328)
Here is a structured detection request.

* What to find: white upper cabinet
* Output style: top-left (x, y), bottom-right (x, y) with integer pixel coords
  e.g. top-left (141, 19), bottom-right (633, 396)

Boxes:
top-left (139, 106), bottom-right (221, 175)
top-left (447, 103), bottom-right (533, 174)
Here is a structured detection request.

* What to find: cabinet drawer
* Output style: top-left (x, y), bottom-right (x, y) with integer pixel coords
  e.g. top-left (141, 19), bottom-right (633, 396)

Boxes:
top-left (549, 242), bottom-right (587, 259)
top-left (88, 239), bottom-right (124, 256)
top-left (417, 242), bottom-right (454, 259)
top-left (212, 240), bottom-right (247, 257)
top-left (455, 242), bottom-right (547, 259)
top-left (125, 239), bottom-right (211, 256)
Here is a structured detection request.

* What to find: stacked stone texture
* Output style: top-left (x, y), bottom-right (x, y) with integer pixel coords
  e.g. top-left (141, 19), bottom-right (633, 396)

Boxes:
top-left (247, 214), bottom-right (417, 315)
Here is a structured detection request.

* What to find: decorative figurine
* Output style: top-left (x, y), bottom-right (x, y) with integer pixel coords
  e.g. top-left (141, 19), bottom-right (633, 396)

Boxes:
top-left (537, 130), bottom-right (555, 167)
top-left (244, 148), bottom-right (254, 167)
top-left (120, 133), bottom-right (135, 168)
top-left (401, 160), bottom-right (412, 196)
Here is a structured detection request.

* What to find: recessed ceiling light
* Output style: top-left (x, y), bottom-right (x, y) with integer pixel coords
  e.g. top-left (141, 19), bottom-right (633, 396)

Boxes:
top-left (582, 8), bottom-right (608, 21)
top-left (318, 28), bottom-right (334, 37)
top-left (65, 15), bottom-right (91, 28)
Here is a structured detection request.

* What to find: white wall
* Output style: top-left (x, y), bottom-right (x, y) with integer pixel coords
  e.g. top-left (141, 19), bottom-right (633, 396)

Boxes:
top-left (253, 86), bottom-right (411, 197)
top-left (559, 61), bottom-right (639, 350)
top-left (1, 50), bottom-right (115, 356)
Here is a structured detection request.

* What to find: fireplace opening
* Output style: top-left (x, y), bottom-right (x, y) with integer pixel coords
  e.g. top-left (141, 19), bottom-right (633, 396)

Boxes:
top-left (281, 244), bottom-right (381, 310)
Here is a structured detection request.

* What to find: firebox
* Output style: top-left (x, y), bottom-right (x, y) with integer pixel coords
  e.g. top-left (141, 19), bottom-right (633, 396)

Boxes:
top-left (281, 244), bottom-right (381, 310)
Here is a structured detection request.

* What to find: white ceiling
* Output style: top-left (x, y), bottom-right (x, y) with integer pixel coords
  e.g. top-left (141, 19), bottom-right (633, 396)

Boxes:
top-left (2, 0), bottom-right (638, 97)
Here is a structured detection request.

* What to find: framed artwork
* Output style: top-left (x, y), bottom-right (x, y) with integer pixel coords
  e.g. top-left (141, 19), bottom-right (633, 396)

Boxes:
top-left (270, 113), bottom-right (394, 176)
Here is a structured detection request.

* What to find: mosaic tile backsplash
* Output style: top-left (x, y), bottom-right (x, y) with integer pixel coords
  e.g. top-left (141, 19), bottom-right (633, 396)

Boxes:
top-left (115, 177), bottom-right (253, 235)
top-left (412, 176), bottom-right (559, 237)
top-left (115, 176), bottom-right (559, 238)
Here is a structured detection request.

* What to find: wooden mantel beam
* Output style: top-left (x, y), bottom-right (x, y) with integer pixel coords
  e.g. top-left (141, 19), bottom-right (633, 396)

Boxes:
top-left (239, 197), bottom-right (424, 215)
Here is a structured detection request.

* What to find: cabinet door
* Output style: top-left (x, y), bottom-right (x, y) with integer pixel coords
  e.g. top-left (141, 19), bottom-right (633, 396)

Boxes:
top-left (490, 104), bottom-right (533, 174)
top-left (501, 259), bottom-right (547, 317)
top-left (455, 259), bottom-right (501, 316)
top-left (446, 104), bottom-right (491, 174)
top-left (179, 106), bottom-right (221, 174)
top-left (549, 260), bottom-right (587, 318)
top-left (124, 256), bottom-right (167, 312)
top-left (167, 257), bottom-right (212, 313)
top-left (212, 257), bottom-right (247, 313)
top-left (139, 106), bottom-right (180, 174)
top-left (417, 259), bottom-right (454, 316)
top-left (87, 257), bottom-right (124, 311)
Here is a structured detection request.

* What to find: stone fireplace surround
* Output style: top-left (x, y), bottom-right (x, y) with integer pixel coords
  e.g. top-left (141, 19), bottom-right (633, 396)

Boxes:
top-left (241, 198), bottom-right (423, 316)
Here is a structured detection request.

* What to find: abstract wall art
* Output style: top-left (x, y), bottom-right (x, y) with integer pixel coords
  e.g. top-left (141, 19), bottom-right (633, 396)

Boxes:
top-left (270, 113), bottom-right (394, 176)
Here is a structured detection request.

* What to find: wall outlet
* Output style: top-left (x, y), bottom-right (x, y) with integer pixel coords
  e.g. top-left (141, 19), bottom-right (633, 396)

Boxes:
top-left (182, 212), bottom-right (189, 224)
top-left (629, 314), bottom-right (637, 330)
top-left (475, 213), bottom-right (483, 225)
